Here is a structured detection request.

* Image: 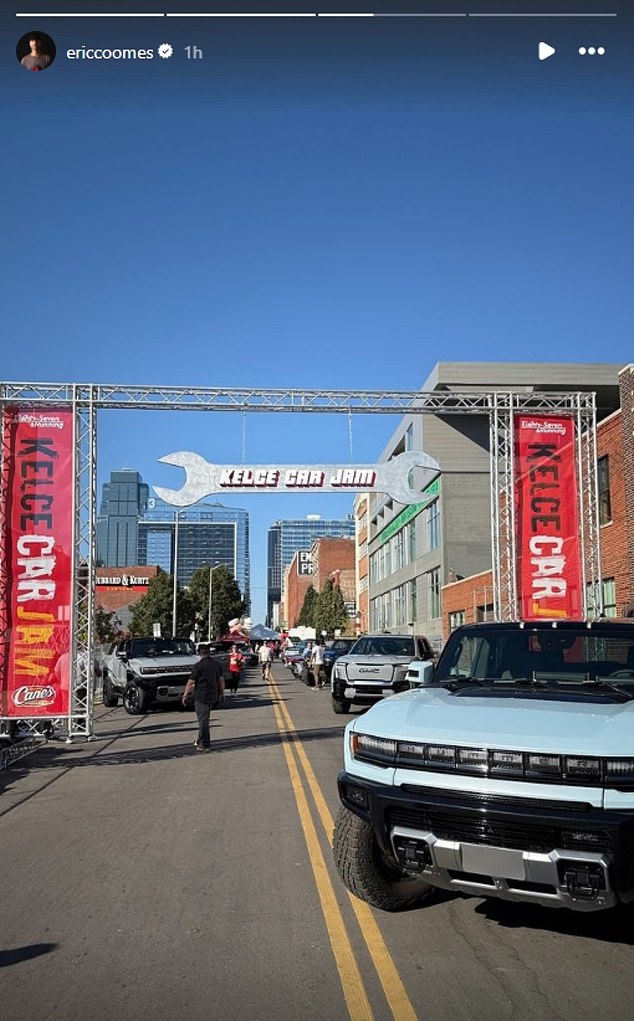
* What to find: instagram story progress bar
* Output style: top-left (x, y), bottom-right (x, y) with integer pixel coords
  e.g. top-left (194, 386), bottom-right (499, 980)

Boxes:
top-left (15, 11), bottom-right (620, 18)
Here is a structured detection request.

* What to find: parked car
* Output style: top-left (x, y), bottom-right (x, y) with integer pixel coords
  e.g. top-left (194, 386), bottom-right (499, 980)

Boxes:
top-left (103, 637), bottom-right (232, 715)
top-left (330, 633), bottom-right (435, 714)
top-left (323, 637), bottom-right (358, 679)
top-left (283, 643), bottom-right (305, 669)
top-left (102, 636), bottom-right (200, 714)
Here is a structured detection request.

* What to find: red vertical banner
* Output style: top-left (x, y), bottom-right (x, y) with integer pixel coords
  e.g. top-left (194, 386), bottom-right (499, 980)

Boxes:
top-left (514, 415), bottom-right (583, 620)
top-left (1, 407), bottom-right (74, 717)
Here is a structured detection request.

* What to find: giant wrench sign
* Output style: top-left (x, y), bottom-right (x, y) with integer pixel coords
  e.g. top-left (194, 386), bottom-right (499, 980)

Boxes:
top-left (154, 450), bottom-right (440, 507)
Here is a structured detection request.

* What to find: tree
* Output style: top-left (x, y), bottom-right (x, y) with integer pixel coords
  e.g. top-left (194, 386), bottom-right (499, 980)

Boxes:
top-left (94, 606), bottom-right (122, 644)
top-left (297, 585), bottom-right (318, 628)
top-left (187, 565), bottom-right (246, 640)
top-left (129, 572), bottom-right (193, 637)
top-left (313, 579), bottom-right (349, 638)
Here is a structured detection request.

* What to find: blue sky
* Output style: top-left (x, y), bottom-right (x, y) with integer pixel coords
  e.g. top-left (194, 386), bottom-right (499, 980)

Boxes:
top-left (3, 2), bottom-right (632, 622)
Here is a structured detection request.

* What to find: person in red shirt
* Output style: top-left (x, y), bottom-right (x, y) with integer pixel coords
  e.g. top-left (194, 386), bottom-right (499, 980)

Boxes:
top-left (228, 644), bottom-right (244, 695)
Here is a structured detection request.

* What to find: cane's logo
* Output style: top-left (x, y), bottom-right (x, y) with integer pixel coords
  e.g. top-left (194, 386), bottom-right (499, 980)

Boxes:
top-left (12, 685), bottom-right (56, 708)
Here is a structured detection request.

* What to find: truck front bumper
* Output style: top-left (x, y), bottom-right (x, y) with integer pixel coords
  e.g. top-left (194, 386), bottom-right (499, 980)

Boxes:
top-left (338, 771), bottom-right (634, 912)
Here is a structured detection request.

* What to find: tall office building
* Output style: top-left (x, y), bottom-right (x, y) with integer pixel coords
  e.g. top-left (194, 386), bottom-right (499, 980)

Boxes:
top-left (139, 496), bottom-right (250, 606)
top-left (97, 472), bottom-right (250, 607)
top-left (266, 514), bottom-right (355, 625)
top-left (96, 470), bottom-right (149, 568)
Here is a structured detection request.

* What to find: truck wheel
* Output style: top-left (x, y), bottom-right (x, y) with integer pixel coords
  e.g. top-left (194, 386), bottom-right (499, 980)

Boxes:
top-left (123, 683), bottom-right (148, 715)
top-left (333, 806), bottom-right (433, 912)
top-left (102, 674), bottom-right (119, 708)
top-left (332, 697), bottom-right (350, 714)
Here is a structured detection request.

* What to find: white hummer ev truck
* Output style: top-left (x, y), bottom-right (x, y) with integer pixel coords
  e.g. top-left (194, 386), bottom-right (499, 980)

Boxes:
top-left (102, 636), bottom-right (200, 715)
top-left (334, 619), bottom-right (634, 920)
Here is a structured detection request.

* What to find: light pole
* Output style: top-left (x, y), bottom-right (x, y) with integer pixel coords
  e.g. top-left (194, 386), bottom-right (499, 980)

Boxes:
top-left (207, 563), bottom-right (223, 642)
top-left (171, 510), bottom-right (181, 637)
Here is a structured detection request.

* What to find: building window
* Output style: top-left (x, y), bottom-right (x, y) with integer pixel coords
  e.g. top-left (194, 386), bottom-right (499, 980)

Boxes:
top-left (409, 579), bottom-right (417, 623)
top-left (588, 577), bottom-right (617, 617)
top-left (394, 584), bottom-right (407, 626)
top-left (394, 530), bottom-right (405, 571)
top-left (603, 578), bottom-right (616, 617)
top-left (476, 602), bottom-right (494, 622)
top-left (405, 423), bottom-right (414, 451)
top-left (428, 568), bottom-right (441, 619)
top-left (449, 610), bottom-right (465, 632)
top-left (598, 456), bottom-right (611, 525)
top-left (407, 520), bottom-right (416, 563)
top-left (426, 500), bottom-right (440, 551)
top-left (380, 543), bottom-right (391, 580)
top-left (370, 551), bottom-right (379, 584)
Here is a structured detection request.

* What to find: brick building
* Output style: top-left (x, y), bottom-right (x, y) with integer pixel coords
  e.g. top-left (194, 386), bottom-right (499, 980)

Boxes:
top-left (281, 537), bottom-right (357, 630)
top-left (310, 536), bottom-right (356, 607)
top-left (282, 552), bottom-right (313, 630)
top-left (96, 565), bottom-right (160, 632)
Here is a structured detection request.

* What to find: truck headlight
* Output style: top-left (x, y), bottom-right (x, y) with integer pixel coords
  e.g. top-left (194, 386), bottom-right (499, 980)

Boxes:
top-left (564, 756), bottom-right (602, 781)
top-left (526, 753), bottom-right (561, 778)
top-left (351, 732), bottom-right (397, 765)
top-left (605, 758), bottom-right (634, 786)
top-left (334, 662), bottom-right (346, 680)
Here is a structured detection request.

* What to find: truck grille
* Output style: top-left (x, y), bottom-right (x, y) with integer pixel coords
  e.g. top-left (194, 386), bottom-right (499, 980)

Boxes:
top-left (139, 665), bottom-right (192, 676)
top-left (389, 807), bottom-right (612, 855)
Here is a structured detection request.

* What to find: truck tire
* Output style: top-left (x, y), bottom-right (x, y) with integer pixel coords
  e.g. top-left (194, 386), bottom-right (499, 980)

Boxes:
top-left (123, 683), bottom-right (149, 715)
top-left (102, 673), bottom-right (119, 708)
top-left (332, 696), bottom-right (350, 714)
top-left (333, 805), bottom-right (433, 912)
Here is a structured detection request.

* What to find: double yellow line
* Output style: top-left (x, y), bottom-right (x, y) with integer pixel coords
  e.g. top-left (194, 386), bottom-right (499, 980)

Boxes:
top-left (268, 673), bottom-right (419, 1021)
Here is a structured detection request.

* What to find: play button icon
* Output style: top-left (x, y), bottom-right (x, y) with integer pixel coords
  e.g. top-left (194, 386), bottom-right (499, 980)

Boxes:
top-left (538, 41), bottom-right (556, 61)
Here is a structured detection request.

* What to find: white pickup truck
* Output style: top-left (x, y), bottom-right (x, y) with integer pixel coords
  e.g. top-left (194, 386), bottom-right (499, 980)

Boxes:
top-left (102, 636), bottom-right (200, 715)
top-left (334, 619), bottom-right (634, 925)
top-left (330, 633), bottom-right (435, 715)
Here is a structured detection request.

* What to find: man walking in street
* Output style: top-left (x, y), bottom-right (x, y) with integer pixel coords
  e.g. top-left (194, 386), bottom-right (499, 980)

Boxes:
top-left (182, 643), bottom-right (224, 752)
top-left (310, 640), bottom-right (325, 689)
top-left (258, 641), bottom-right (272, 681)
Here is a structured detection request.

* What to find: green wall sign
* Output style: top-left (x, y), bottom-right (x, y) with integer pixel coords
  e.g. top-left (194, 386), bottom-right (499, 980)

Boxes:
top-left (376, 477), bottom-right (440, 546)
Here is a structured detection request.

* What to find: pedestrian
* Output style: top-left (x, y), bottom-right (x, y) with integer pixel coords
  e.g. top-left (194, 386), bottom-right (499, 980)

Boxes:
top-left (310, 640), bottom-right (325, 689)
top-left (182, 643), bottom-right (225, 752)
top-left (258, 641), bottom-right (272, 681)
top-left (228, 643), bottom-right (243, 695)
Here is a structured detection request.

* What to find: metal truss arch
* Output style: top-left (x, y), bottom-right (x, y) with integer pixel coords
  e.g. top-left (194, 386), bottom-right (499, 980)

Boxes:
top-left (0, 380), bottom-right (601, 742)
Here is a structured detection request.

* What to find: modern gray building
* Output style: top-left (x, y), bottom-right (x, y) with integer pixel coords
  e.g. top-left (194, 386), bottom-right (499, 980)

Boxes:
top-left (97, 471), bottom-right (250, 606)
top-left (267, 514), bottom-right (355, 626)
top-left (367, 362), bottom-right (622, 650)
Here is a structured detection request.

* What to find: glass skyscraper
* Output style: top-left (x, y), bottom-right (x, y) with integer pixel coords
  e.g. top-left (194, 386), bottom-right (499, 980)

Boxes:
top-left (96, 471), bottom-right (149, 569)
top-left (97, 472), bottom-right (250, 607)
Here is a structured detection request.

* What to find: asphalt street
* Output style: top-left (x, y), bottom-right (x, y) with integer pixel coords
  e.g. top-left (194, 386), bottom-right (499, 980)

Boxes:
top-left (2, 662), bottom-right (634, 1021)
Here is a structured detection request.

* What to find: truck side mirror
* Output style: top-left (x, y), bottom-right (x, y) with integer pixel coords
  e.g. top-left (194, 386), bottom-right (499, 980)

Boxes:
top-left (407, 660), bottom-right (435, 688)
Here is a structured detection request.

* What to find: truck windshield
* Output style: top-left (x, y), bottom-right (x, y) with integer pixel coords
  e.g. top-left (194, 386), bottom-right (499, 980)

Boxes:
top-left (130, 639), bottom-right (195, 657)
top-left (353, 636), bottom-right (415, 657)
top-left (436, 627), bottom-right (634, 690)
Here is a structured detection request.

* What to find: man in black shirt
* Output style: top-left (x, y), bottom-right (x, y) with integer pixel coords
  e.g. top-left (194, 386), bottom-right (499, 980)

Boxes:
top-left (182, 644), bottom-right (225, 751)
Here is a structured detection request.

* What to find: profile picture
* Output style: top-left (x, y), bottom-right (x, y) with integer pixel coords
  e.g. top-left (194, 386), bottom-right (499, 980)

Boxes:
top-left (16, 31), bottom-right (56, 72)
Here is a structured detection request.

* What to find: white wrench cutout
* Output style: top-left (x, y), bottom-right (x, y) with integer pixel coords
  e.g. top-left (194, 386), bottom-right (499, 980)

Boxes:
top-left (153, 450), bottom-right (440, 507)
